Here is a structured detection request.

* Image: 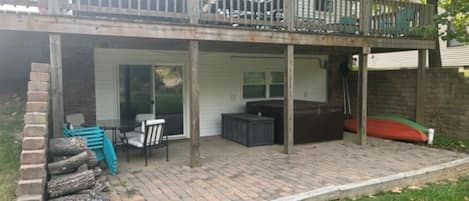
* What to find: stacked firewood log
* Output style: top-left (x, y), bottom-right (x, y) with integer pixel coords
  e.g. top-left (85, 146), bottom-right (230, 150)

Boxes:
top-left (47, 137), bottom-right (110, 201)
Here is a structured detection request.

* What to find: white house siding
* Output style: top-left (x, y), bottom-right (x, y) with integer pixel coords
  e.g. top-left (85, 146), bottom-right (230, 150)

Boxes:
top-left (368, 24), bottom-right (469, 69)
top-left (95, 48), bottom-right (327, 137)
top-left (368, 43), bottom-right (469, 69)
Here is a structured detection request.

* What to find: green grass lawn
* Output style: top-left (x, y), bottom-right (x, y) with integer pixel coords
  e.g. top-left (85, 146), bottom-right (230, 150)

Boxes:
top-left (0, 94), bottom-right (24, 201)
top-left (347, 177), bottom-right (469, 201)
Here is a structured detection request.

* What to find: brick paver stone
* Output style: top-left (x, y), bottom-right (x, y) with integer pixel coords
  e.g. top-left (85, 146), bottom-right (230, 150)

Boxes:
top-left (109, 134), bottom-right (467, 201)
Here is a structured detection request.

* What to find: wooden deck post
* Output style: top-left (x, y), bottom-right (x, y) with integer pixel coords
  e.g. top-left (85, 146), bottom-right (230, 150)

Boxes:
top-left (358, 47), bottom-right (369, 145)
top-left (284, 0), bottom-right (295, 154)
top-left (47, 0), bottom-right (60, 15)
top-left (284, 0), bottom-right (297, 31)
top-left (284, 45), bottom-right (294, 154)
top-left (49, 33), bottom-right (64, 138)
top-left (188, 0), bottom-right (200, 24)
top-left (359, 0), bottom-right (371, 35)
top-left (189, 40), bottom-right (201, 168)
top-left (416, 49), bottom-right (427, 124)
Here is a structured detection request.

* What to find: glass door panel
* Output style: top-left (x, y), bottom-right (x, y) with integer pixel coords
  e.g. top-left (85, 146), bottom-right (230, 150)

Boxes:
top-left (154, 66), bottom-right (184, 136)
top-left (119, 65), bottom-right (153, 122)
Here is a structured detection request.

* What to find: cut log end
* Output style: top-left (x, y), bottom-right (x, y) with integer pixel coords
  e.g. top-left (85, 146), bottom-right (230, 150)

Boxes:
top-left (47, 170), bottom-right (96, 198)
top-left (49, 137), bottom-right (87, 156)
top-left (48, 151), bottom-right (89, 175)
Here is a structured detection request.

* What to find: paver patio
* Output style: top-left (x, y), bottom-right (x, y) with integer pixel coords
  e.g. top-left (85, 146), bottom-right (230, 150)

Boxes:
top-left (109, 133), bottom-right (468, 201)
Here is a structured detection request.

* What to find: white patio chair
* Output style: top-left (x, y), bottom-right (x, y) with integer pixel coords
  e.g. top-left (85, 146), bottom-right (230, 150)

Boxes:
top-left (120, 113), bottom-right (155, 141)
top-left (134, 113), bottom-right (154, 131)
top-left (123, 119), bottom-right (168, 166)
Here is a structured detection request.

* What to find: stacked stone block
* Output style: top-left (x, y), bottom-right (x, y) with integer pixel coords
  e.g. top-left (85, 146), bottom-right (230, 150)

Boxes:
top-left (16, 63), bottom-right (50, 201)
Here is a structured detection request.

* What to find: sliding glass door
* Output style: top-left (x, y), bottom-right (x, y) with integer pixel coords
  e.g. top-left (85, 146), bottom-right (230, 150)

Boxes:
top-left (153, 66), bottom-right (184, 136)
top-left (119, 65), bottom-right (153, 122)
top-left (119, 64), bottom-right (184, 136)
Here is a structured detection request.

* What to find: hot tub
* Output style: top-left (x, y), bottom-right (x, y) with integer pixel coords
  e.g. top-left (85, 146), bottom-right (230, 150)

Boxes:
top-left (246, 100), bottom-right (344, 144)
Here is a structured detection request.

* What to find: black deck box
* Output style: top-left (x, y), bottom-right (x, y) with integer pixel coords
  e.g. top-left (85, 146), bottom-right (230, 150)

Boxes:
top-left (246, 100), bottom-right (344, 144)
top-left (221, 113), bottom-right (274, 147)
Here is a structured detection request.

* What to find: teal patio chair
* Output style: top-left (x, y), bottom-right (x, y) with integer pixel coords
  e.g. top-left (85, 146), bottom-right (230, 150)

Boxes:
top-left (339, 16), bottom-right (357, 34)
top-left (64, 126), bottom-right (118, 175)
top-left (379, 8), bottom-right (415, 34)
top-left (395, 8), bottom-right (415, 33)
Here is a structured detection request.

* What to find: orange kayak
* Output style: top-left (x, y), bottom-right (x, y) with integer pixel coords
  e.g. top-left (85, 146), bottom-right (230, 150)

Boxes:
top-left (344, 118), bottom-right (428, 142)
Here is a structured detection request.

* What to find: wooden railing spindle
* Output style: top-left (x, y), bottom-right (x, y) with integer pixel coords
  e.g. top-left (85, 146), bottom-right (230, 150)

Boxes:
top-left (270, 0), bottom-right (273, 25)
top-left (257, 0), bottom-right (260, 22)
top-left (137, 0), bottom-right (141, 15)
top-left (243, 0), bottom-right (247, 24)
top-left (250, 0), bottom-right (253, 24)
top-left (0, 0), bottom-right (425, 38)
top-left (221, 0), bottom-right (225, 22)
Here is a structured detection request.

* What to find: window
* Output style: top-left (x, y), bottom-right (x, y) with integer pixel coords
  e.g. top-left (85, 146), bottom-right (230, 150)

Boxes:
top-left (242, 72), bottom-right (284, 99)
top-left (269, 72), bottom-right (284, 97)
top-left (243, 72), bottom-right (266, 98)
top-left (447, 23), bottom-right (465, 47)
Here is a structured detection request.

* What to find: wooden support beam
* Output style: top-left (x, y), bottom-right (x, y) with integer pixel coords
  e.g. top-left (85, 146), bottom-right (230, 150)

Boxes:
top-left (284, 45), bottom-right (294, 154)
top-left (416, 49), bottom-right (427, 124)
top-left (357, 47), bottom-right (369, 145)
top-left (49, 33), bottom-right (64, 138)
top-left (367, 38), bottom-right (434, 49)
top-left (189, 40), bottom-right (201, 168)
top-left (0, 14), bottom-right (436, 50)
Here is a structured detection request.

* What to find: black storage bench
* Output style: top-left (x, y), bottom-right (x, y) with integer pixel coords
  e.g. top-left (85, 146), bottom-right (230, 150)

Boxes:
top-left (221, 113), bottom-right (274, 147)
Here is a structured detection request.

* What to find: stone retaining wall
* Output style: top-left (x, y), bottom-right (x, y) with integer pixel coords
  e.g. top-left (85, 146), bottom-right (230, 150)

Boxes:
top-left (16, 63), bottom-right (51, 201)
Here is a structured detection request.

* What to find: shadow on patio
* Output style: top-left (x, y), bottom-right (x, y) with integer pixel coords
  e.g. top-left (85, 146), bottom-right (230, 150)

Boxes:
top-left (109, 133), bottom-right (467, 201)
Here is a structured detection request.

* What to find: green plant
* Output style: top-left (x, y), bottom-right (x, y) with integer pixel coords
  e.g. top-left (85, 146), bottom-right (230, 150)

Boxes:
top-left (430, 134), bottom-right (469, 153)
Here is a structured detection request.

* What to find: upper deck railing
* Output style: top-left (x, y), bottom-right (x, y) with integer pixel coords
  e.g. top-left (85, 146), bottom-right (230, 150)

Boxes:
top-left (0, 0), bottom-right (434, 39)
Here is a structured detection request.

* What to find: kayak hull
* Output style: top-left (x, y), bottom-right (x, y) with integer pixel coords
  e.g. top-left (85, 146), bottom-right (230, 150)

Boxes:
top-left (344, 118), bottom-right (428, 142)
top-left (371, 114), bottom-right (428, 134)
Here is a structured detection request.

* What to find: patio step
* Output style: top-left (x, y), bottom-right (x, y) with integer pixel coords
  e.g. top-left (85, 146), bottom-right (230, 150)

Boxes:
top-left (273, 157), bottom-right (469, 201)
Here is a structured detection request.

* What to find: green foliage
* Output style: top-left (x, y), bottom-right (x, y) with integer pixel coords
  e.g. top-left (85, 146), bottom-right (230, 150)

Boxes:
top-left (409, 25), bottom-right (439, 40)
top-left (346, 177), bottom-right (469, 201)
top-left (431, 134), bottom-right (469, 153)
top-left (435, 0), bottom-right (469, 43)
top-left (417, 0), bottom-right (468, 42)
